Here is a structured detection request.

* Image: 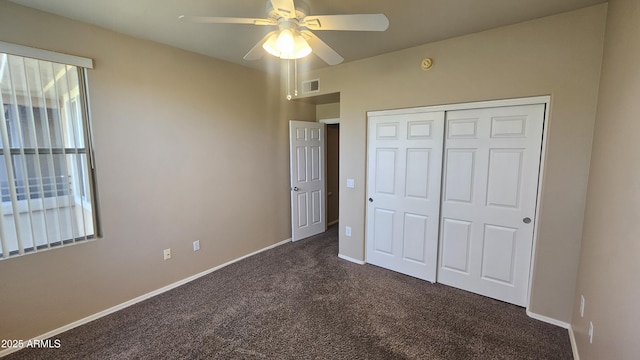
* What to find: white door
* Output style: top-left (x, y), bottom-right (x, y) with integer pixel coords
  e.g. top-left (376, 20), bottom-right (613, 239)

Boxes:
top-left (290, 121), bottom-right (326, 241)
top-left (366, 111), bottom-right (444, 282)
top-left (437, 104), bottom-right (545, 306)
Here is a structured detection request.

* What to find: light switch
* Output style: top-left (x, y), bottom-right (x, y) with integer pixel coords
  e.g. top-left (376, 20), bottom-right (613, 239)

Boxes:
top-left (346, 179), bottom-right (355, 188)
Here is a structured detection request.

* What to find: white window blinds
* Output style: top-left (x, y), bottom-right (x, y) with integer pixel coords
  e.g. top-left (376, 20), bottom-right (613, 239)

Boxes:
top-left (0, 45), bottom-right (98, 259)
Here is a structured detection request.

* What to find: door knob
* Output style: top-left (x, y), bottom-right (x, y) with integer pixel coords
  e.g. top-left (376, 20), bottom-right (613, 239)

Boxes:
top-left (523, 217), bottom-right (531, 224)
top-left (292, 187), bottom-right (299, 191)
top-left (369, 197), bottom-right (373, 203)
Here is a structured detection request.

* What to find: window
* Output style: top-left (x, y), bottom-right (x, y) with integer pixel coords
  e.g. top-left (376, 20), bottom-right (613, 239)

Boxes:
top-left (0, 42), bottom-right (98, 259)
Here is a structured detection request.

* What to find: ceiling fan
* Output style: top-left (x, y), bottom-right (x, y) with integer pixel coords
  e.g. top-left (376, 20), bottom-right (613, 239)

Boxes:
top-left (179, 0), bottom-right (389, 65)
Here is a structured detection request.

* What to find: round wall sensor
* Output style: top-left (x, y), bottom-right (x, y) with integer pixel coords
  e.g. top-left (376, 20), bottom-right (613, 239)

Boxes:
top-left (421, 58), bottom-right (433, 71)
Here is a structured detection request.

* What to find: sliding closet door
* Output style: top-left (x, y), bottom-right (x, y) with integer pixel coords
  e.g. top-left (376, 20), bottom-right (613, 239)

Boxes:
top-left (437, 104), bottom-right (545, 306)
top-left (366, 111), bottom-right (444, 282)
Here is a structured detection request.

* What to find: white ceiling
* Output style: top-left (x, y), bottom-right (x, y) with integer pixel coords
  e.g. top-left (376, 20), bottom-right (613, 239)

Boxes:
top-left (9, 0), bottom-right (606, 71)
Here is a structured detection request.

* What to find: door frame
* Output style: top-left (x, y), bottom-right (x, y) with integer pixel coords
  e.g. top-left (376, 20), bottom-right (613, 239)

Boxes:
top-left (365, 96), bottom-right (551, 308)
top-left (319, 118), bottom-right (340, 125)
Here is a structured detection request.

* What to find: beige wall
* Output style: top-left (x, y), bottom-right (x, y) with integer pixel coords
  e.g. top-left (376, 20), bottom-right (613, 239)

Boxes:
top-left (572, 0), bottom-right (640, 358)
top-left (316, 103), bottom-right (340, 121)
top-left (0, 2), bottom-right (315, 341)
top-left (298, 4), bottom-right (607, 323)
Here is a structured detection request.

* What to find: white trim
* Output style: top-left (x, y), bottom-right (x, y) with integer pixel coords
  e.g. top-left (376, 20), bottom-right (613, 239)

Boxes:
top-left (338, 253), bottom-right (366, 265)
top-left (525, 100), bottom-right (551, 309)
top-left (319, 118), bottom-right (340, 124)
top-left (569, 325), bottom-right (581, 360)
top-left (368, 96), bottom-right (551, 117)
top-left (0, 237), bottom-right (291, 358)
top-left (526, 309), bottom-right (570, 329)
top-left (0, 41), bottom-right (94, 69)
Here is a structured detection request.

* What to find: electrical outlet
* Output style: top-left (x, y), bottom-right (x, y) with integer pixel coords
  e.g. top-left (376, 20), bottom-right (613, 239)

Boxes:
top-left (193, 240), bottom-right (200, 252)
top-left (163, 248), bottom-right (171, 260)
top-left (346, 179), bottom-right (355, 188)
top-left (345, 226), bottom-right (352, 237)
top-left (580, 295), bottom-right (585, 317)
top-left (588, 321), bottom-right (594, 344)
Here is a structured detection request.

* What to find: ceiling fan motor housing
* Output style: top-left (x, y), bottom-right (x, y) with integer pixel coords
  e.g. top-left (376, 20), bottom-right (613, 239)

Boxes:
top-left (266, 0), bottom-right (310, 21)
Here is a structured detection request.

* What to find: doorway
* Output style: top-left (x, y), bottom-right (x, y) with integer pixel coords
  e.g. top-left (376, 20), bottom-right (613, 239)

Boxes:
top-left (289, 93), bottom-right (340, 241)
top-left (326, 124), bottom-right (339, 226)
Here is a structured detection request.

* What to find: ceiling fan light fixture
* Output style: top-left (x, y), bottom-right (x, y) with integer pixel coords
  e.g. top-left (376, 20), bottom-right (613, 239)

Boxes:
top-left (182, 2), bottom-right (389, 66)
top-left (276, 28), bottom-right (295, 55)
top-left (292, 34), bottom-right (312, 58)
top-left (262, 32), bottom-right (281, 57)
top-left (262, 28), bottom-right (311, 60)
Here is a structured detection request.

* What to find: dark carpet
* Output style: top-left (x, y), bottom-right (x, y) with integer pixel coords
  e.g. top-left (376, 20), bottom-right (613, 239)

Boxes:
top-left (8, 225), bottom-right (573, 359)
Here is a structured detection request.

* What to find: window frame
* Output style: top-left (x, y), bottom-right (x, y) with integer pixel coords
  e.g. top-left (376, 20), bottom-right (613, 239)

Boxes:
top-left (0, 41), bottom-right (100, 259)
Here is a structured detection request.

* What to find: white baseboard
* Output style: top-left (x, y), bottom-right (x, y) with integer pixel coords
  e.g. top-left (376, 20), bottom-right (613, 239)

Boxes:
top-left (568, 325), bottom-right (580, 360)
top-left (526, 310), bottom-right (578, 359)
top-left (0, 237), bottom-right (292, 358)
top-left (327, 220), bottom-right (339, 226)
top-left (338, 253), bottom-right (366, 265)
top-left (525, 309), bottom-right (570, 329)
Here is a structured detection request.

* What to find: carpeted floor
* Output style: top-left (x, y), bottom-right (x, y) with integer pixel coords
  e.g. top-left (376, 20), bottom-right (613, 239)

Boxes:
top-left (7, 225), bottom-right (573, 359)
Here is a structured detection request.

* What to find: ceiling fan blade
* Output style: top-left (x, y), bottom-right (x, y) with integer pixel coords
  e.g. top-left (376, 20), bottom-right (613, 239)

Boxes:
top-left (178, 15), bottom-right (276, 25)
top-left (243, 31), bottom-right (277, 61)
top-left (302, 14), bottom-right (389, 31)
top-left (269, 0), bottom-right (296, 19)
top-left (301, 31), bottom-right (344, 66)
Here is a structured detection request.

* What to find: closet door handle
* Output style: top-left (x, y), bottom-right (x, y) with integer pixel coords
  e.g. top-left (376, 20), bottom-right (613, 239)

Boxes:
top-left (369, 197), bottom-right (374, 203)
top-left (523, 217), bottom-right (531, 224)
top-left (292, 187), bottom-right (299, 192)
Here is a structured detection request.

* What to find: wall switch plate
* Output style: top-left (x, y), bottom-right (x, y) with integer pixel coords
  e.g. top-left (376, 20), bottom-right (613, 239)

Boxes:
top-left (163, 248), bottom-right (171, 260)
top-left (193, 240), bottom-right (200, 252)
top-left (346, 179), bottom-right (355, 188)
top-left (345, 226), bottom-right (352, 237)
top-left (580, 295), bottom-right (585, 317)
top-left (588, 322), bottom-right (594, 344)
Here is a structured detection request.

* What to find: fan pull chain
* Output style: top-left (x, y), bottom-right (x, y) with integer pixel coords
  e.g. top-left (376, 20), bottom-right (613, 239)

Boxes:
top-left (294, 59), bottom-right (298, 97)
top-left (286, 59), bottom-right (292, 101)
